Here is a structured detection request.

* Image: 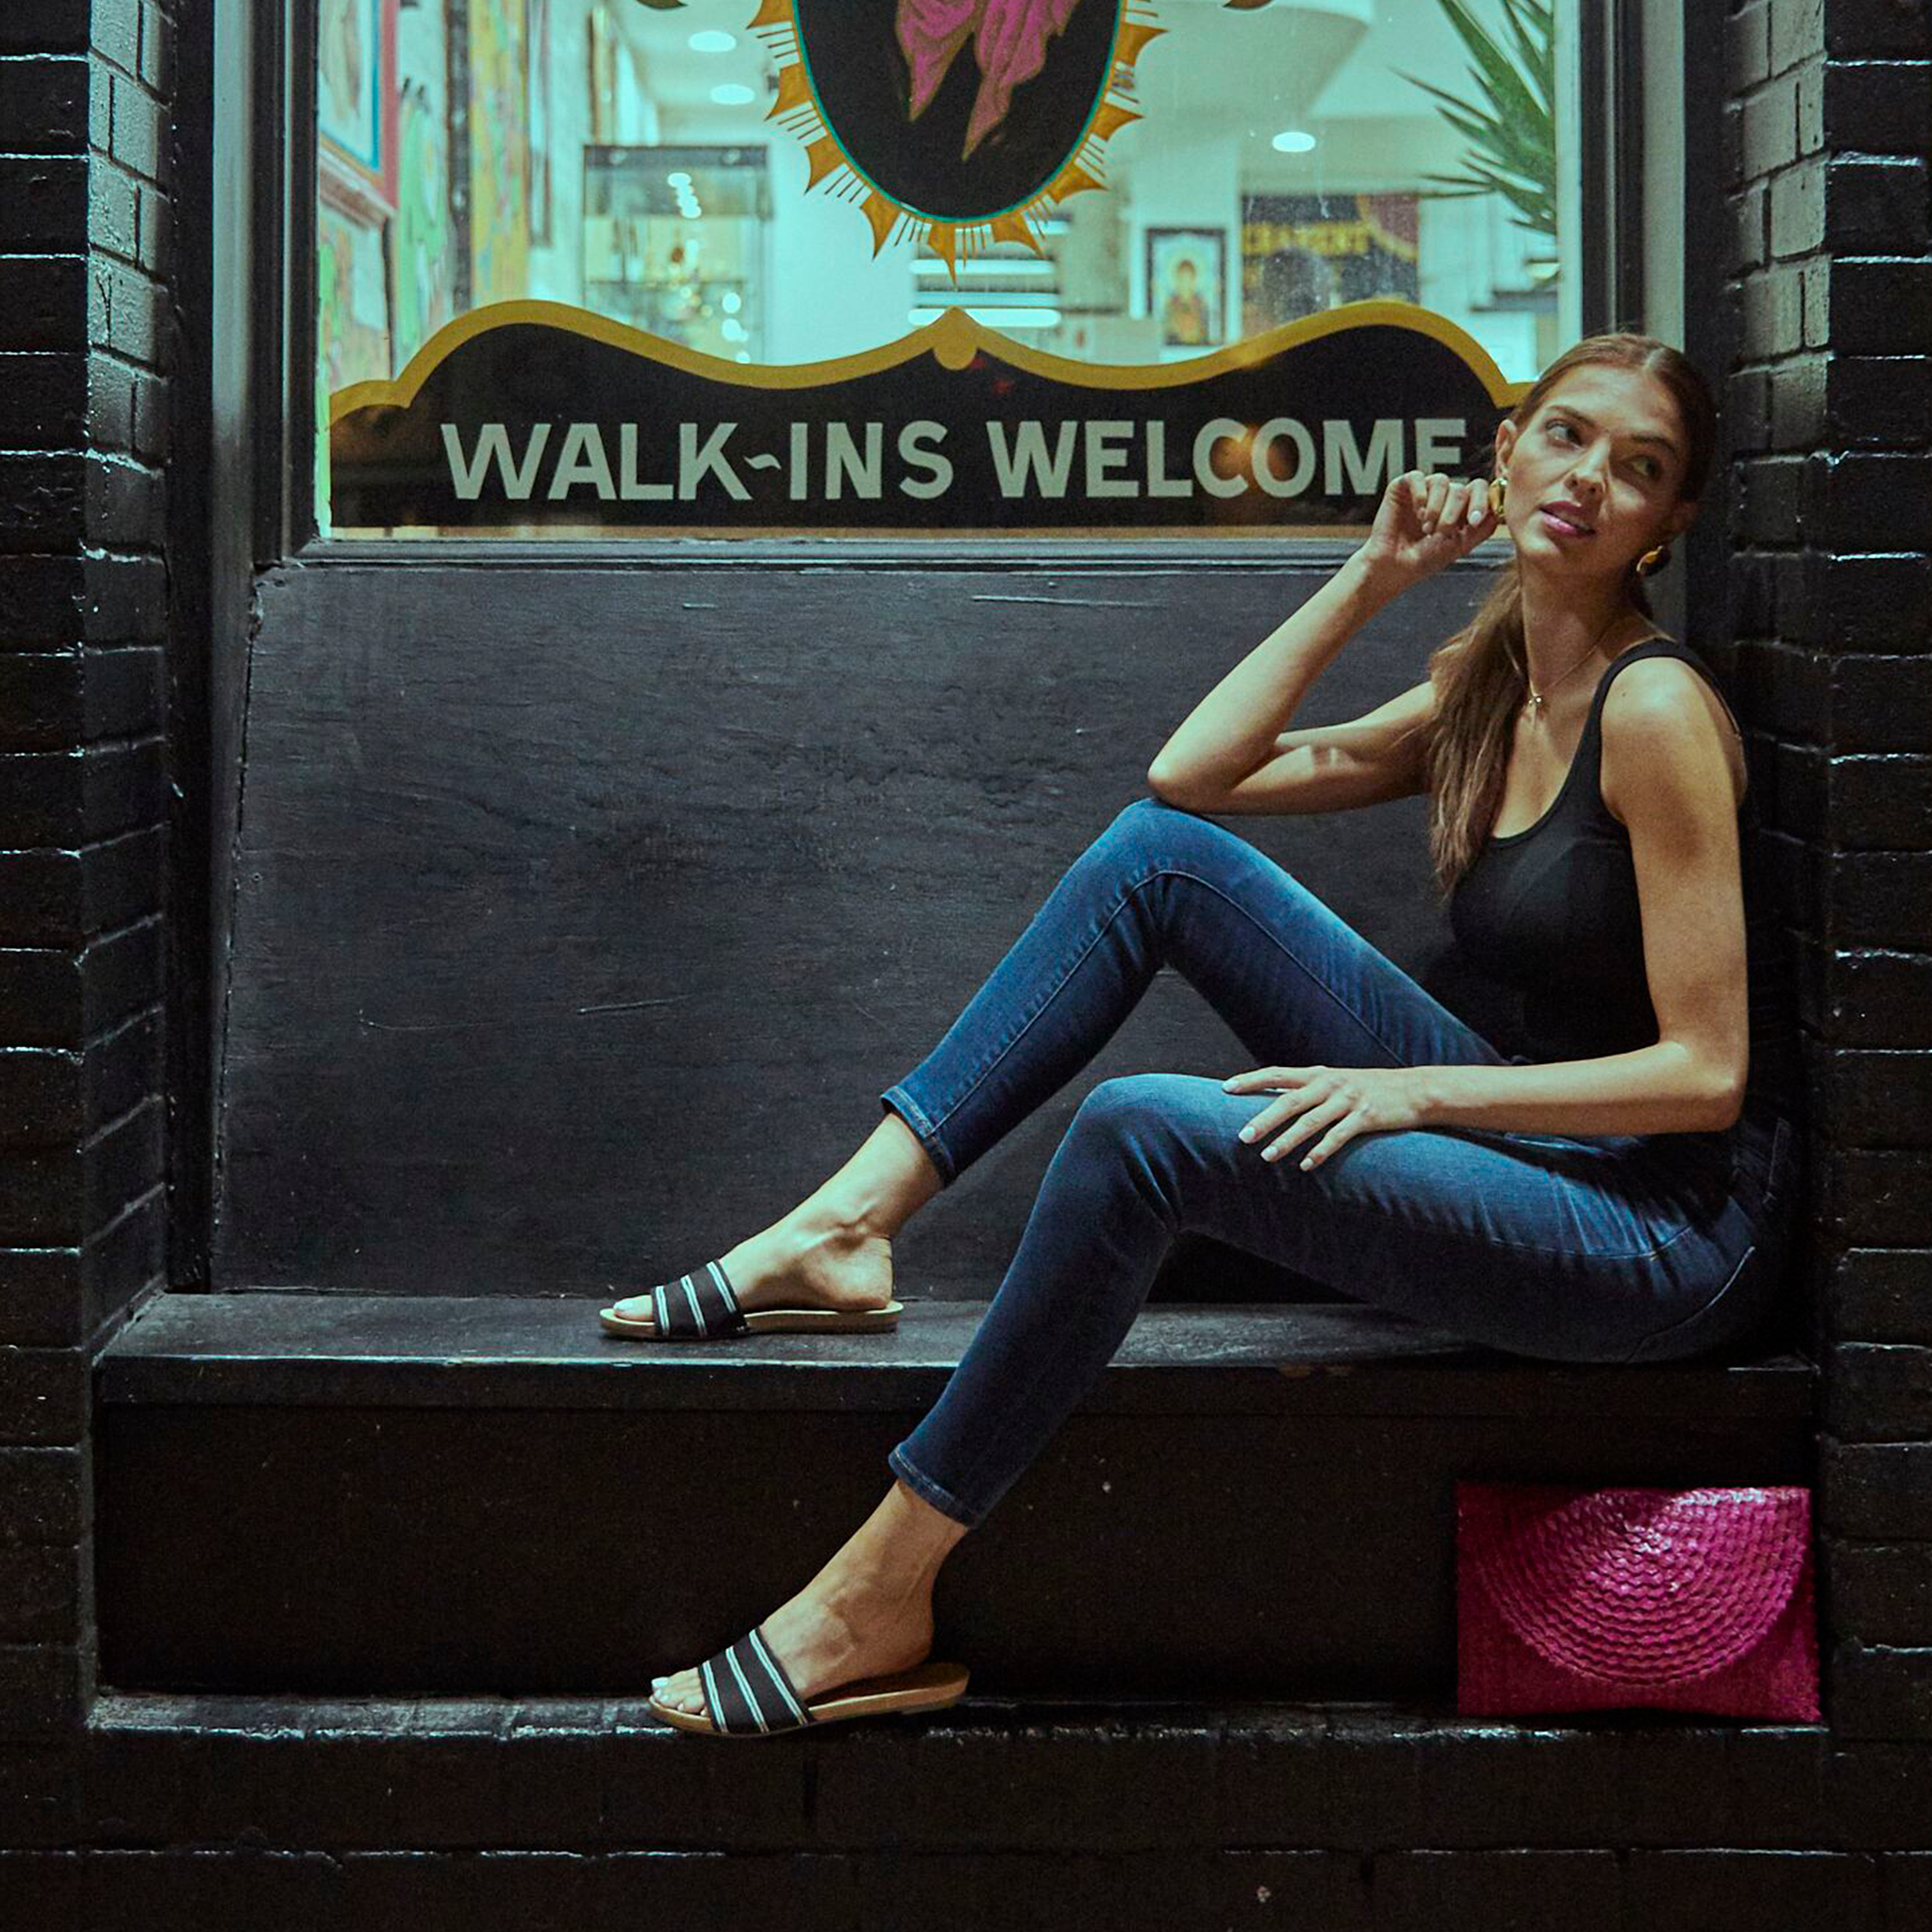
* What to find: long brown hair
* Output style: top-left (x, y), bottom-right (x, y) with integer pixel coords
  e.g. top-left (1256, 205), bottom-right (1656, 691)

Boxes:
top-left (1417, 333), bottom-right (1718, 894)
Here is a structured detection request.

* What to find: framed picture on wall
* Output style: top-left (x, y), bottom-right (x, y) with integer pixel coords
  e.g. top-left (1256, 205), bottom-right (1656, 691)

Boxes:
top-left (318, 0), bottom-right (401, 214)
top-left (1146, 226), bottom-right (1224, 350)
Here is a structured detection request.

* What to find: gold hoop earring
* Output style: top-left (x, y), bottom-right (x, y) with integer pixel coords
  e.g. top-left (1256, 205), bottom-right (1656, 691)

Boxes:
top-left (1635, 544), bottom-right (1671, 576)
top-left (1488, 476), bottom-right (1507, 516)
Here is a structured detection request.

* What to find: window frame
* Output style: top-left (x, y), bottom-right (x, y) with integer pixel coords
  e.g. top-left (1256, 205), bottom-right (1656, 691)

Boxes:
top-left (242, 0), bottom-right (1662, 571)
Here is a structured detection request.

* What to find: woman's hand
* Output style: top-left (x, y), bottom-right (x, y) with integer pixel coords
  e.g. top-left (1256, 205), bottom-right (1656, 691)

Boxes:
top-left (1356, 470), bottom-right (1501, 585)
top-left (1221, 1063), bottom-right (1430, 1170)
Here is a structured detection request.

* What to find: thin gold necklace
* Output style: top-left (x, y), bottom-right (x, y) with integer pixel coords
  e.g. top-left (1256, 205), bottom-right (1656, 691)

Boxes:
top-left (1522, 610), bottom-right (1627, 714)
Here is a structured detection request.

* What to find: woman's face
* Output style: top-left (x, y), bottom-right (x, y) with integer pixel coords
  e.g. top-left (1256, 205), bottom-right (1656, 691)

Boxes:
top-left (1493, 365), bottom-right (1696, 577)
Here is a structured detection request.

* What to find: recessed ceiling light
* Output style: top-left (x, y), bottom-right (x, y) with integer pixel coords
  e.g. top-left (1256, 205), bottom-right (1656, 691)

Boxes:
top-left (709, 83), bottom-right (756, 106)
top-left (689, 30), bottom-right (736, 53)
top-left (1271, 129), bottom-right (1317, 153)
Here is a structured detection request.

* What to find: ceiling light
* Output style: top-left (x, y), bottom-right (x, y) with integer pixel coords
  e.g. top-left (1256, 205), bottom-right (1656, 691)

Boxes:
top-left (689, 30), bottom-right (737, 53)
top-left (709, 83), bottom-right (756, 106)
top-left (1271, 129), bottom-right (1317, 153)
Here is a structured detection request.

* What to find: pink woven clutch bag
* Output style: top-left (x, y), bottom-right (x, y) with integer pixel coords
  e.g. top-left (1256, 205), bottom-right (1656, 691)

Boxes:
top-left (1456, 1482), bottom-right (1820, 1720)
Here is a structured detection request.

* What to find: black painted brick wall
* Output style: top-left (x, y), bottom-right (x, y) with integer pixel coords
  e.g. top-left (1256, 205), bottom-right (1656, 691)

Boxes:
top-left (0, 0), bottom-right (1929, 1920)
top-left (0, 0), bottom-right (174, 1847)
top-left (1721, 0), bottom-right (1932, 1746)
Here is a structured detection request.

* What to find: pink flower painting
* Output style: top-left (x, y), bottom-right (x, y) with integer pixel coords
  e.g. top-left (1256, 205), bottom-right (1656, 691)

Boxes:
top-left (895, 0), bottom-right (1087, 158)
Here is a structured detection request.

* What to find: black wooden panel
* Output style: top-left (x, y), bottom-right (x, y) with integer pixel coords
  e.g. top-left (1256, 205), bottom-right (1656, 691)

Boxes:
top-left (94, 1400), bottom-right (1808, 1698)
top-left (215, 559), bottom-right (1504, 1295)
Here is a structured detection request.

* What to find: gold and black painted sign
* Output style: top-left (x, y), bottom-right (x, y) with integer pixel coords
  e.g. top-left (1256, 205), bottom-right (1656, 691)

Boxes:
top-left (328, 298), bottom-right (1525, 536)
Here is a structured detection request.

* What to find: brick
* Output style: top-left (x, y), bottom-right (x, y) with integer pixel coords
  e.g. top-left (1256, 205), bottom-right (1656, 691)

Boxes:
top-left (0, 1641), bottom-right (78, 1740)
top-left (0, 1851), bottom-right (85, 1926)
top-left (0, 158), bottom-right (86, 253)
top-left (1828, 357), bottom-right (1932, 452)
top-left (1824, 58), bottom-right (1932, 155)
top-left (0, 1345), bottom-right (85, 1446)
top-left (1828, 1250), bottom-right (1932, 1343)
top-left (1831, 756), bottom-right (1932, 850)
top-left (1825, 951), bottom-right (1932, 1050)
top-left (88, 158), bottom-right (140, 263)
top-left (90, 1849), bottom-right (347, 1927)
top-left (1727, 3), bottom-right (1773, 93)
top-left (1803, 554), bottom-right (1932, 654)
top-left (1735, 452), bottom-right (1803, 542)
top-left (0, 1186), bottom-right (164, 1346)
top-left (0, 826), bottom-right (168, 951)
top-left (0, 737), bottom-right (165, 846)
top-left (1371, 1851), bottom-right (1621, 1932)
top-left (1824, 1), bottom-right (1932, 58)
top-left (79, 552), bottom-right (166, 644)
top-left (129, 367), bottom-right (168, 464)
top-left (1829, 259), bottom-right (1932, 358)
top-left (4, 255), bottom-right (85, 354)
top-left (1818, 1046), bottom-right (1932, 1142)
top-left (1770, 158), bottom-right (1826, 258)
top-left (1766, 352), bottom-right (1826, 448)
top-left (1769, 0), bottom-right (1826, 75)
top-left (104, 70), bottom-right (162, 184)
top-left (1826, 1149), bottom-right (1932, 1245)
top-left (0, 1446), bottom-right (83, 1547)
top-left (1731, 179), bottom-right (1770, 274)
top-left (84, 451), bottom-right (164, 550)
top-left (0, 354), bottom-right (86, 449)
top-left (1737, 262), bottom-right (1807, 359)
top-left (0, 1543), bottom-right (78, 1644)
top-left (139, 4), bottom-right (173, 98)
top-left (0, 4), bottom-right (89, 53)
top-left (1806, 453), bottom-right (1932, 555)
top-left (1829, 1542), bottom-right (1932, 1649)
top-left (94, 258), bottom-right (164, 369)
top-left (1833, 1643), bottom-right (1932, 1741)
top-left (1828, 1343), bottom-right (1932, 1439)
top-left (1824, 1441), bottom-right (1932, 1540)
top-left (0, 1089), bottom-right (162, 1243)
top-left (1625, 1850), bottom-right (1880, 1929)
top-left (1832, 855), bottom-right (1932, 949)
top-left (135, 184), bottom-right (171, 283)
top-left (1741, 72), bottom-right (1801, 178)
top-left (1825, 1742), bottom-right (1932, 1850)
top-left (0, 456), bottom-right (85, 556)
top-left (1826, 156), bottom-right (1931, 256)
top-left (0, 56), bottom-right (88, 152)
top-left (90, 0), bottom-right (141, 76)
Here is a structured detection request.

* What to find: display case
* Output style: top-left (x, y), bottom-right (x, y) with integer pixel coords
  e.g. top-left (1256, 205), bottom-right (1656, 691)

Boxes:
top-left (581, 143), bottom-right (770, 360)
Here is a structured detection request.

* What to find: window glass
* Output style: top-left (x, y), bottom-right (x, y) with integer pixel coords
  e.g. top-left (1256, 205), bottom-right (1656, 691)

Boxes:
top-left (316, 0), bottom-right (1578, 537)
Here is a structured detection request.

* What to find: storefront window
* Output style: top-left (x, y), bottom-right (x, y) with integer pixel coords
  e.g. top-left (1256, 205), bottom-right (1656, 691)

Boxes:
top-left (316, 0), bottom-right (1579, 537)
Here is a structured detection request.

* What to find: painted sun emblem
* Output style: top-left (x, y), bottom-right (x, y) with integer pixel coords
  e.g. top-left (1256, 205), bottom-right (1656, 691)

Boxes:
top-left (744, 0), bottom-right (1163, 281)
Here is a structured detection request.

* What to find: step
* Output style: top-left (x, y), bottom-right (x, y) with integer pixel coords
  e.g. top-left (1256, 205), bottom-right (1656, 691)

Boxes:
top-left (94, 1291), bottom-right (1816, 1699)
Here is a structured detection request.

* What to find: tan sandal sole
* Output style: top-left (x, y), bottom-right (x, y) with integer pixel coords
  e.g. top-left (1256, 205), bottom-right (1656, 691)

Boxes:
top-left (597, 1297), bottom-right (903, 1340)
top-left (649, 1658), bottom-right (969, 1735)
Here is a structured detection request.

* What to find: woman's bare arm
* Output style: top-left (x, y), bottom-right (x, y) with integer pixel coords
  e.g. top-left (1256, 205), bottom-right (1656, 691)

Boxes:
top-left (1412, 658), bottom-right (1750, 1136)
top-left (1145, 549), bottom-right (1419, 814)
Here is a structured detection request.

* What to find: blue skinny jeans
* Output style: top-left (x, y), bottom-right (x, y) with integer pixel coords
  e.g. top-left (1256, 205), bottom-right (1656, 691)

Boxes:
top-left (878, 795), bottom-right (1798, 1531)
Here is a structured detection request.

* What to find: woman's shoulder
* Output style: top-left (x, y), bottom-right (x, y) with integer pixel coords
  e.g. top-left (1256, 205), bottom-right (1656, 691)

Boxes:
top-left (1598, 641), bottom-right (1741, 741)
top-left (1598, 642), bottom-right (1747, 821)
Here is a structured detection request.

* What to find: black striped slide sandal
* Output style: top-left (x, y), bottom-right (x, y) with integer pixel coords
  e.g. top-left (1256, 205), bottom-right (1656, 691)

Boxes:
top-left (649, 1623), bottom-right (970, 1738)
top-left (598, 1257), bottom-right (902, 1341)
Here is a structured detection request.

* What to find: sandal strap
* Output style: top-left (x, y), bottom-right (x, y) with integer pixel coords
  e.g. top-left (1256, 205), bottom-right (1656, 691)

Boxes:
top-left (698, 1624), bottom-right (815, 1735)
top-left (655, 1260), bottom-right (748, 1339)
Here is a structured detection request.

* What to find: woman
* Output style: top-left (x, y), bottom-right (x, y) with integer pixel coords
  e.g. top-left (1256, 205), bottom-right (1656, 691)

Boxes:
top-left (609, 332), bottom-right (1802, 1739)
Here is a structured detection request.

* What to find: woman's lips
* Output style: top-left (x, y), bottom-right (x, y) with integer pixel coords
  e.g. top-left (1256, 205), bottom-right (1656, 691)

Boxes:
top-left (1538, 508), bottom-right (1595, 538)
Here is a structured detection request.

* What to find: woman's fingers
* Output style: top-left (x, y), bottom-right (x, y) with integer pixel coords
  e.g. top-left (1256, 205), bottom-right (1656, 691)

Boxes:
top-left (1260, 1091), bottom-right (1351, 1162)
top-left (1297, 1111), bottom-right (1365, 1170)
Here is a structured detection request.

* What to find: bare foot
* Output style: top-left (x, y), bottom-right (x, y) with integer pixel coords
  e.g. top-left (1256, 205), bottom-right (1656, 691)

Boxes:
top-left (608, 1204), bottom-right (894, 1328)
top-left (650, 1575), bottom-right (935, 1721)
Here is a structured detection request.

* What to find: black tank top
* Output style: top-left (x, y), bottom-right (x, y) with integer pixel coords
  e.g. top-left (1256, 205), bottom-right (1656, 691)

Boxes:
top-left (1446, 638), bottom-right (1800, 1120)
